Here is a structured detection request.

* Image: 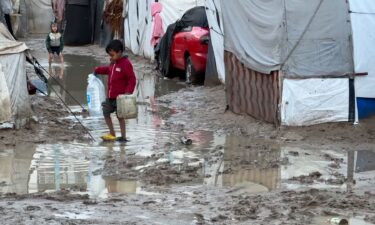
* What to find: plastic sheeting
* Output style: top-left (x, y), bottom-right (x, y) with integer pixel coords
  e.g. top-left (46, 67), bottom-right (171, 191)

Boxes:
top-left (205, 0), bottom-right (224, 83)
top-left (221, 0), bottom-right (283, 74)
top-left (281, 79), bottom-right (349, 126)
top-left (124, 0), bottom-right (154, 58)
top-left (0, 24), bottom-right (31, 125)
top-left (283, 0), bottom-right (353, 77)
top-left (349, 0), bottom-right (375, 98)
top-left (0, 24), bottom-right (27, 54)
top-left (25, 0), bottom-right (54, 34)
top-left (221, 0), bottom-right (353, 77)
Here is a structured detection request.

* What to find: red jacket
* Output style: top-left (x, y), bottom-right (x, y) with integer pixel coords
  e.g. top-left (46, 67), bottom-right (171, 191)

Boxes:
top-left (95, 57), bottom-right (136, 99)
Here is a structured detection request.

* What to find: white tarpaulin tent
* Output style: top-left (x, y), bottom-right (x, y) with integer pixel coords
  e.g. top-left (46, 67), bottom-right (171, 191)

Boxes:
top-left (349, 1), bottom-right (375, 99)
top-left (25, 0), bottom-right (54, 34)
top-left (220, 0), bottom-right (357, 126)
top-left (0, 23), bottom-right (31, 127)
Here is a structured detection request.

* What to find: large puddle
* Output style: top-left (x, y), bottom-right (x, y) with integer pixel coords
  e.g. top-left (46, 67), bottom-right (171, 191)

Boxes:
top-left (2, 54), bottom-right (375, 200)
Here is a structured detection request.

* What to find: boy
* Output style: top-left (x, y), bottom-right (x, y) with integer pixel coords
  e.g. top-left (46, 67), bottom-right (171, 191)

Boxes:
top-left (94, 40), bottom-right (137, 142)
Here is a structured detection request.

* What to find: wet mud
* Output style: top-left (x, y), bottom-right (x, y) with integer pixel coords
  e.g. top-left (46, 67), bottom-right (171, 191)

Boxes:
top-left (0, 38), bottom-right (375, 224)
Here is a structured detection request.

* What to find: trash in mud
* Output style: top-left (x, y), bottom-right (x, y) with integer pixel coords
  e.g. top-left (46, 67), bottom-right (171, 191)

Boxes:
top-left (180, 137), bottom-right (193, 145)
top-left (329, 218), bottom-right (349, 225)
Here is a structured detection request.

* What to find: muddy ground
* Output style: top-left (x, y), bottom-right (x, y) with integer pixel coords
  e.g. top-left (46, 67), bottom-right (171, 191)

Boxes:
top-left (0, 39), bottom-right (375, 224)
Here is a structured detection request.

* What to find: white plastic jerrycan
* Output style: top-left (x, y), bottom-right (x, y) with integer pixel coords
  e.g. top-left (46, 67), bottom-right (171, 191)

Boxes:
top-left (87, 74), bottom-right (106, 117)
top-left (117, 94), bottom-right (137, 119)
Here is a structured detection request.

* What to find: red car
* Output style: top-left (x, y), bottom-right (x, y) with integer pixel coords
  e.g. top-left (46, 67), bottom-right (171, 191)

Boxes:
top-left (157, 6), bottom-right (209, 84)
top-left (170, 26), bottom-right (209, 84)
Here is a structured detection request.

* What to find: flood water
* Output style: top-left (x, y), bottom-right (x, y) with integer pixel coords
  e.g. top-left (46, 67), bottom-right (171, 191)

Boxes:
top-left (2, 55), bottom-right (375, 201)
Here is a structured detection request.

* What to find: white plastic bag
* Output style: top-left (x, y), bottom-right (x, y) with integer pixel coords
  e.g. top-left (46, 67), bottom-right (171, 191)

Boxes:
top-left (86, 74), bottom-right (106, 117)
top-left (117, 94), bottom-right (137, 119)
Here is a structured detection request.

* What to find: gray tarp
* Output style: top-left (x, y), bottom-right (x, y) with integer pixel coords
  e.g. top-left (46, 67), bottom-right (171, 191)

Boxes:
top-left (0, 24), bottom-right (31, 126)
top-left (25, 0), bottom-right (54, 34)
top-left (222, 0), bottom-right (354, 78)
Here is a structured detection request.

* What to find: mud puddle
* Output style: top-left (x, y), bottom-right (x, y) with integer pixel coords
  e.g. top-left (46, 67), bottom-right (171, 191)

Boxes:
top-left (19, 53), bottom-right (375, 200)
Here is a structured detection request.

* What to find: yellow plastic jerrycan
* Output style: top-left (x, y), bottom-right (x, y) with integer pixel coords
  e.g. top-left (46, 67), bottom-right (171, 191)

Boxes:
top-left (116, 94), bottom-right (137, 119)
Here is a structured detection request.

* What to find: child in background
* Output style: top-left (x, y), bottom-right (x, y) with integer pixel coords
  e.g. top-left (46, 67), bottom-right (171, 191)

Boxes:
top-left (46, 22), bottom-right (64, 65)
top-left (94, 40), bottom-right (137, 142)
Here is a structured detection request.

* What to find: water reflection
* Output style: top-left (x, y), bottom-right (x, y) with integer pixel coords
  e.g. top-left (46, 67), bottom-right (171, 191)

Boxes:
top-left (202, 136), bottom-right (375, 194)
top-left (203, 136), bottom-right (281, 194)
top-left (0, 143), bottom-right (36, 195)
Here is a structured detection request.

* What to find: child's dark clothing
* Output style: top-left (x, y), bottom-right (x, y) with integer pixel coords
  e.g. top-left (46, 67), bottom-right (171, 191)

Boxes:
top-left (46, 32), bottom-right (64, 55)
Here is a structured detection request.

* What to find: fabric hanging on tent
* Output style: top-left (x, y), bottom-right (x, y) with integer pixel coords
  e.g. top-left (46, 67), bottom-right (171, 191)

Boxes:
top-left (103, 0), bottom-right (123, 38)
top-left (349, 0), bottom-right (375, 98)
top-left (281, 78), bottom-right (349, 126)
top-left (52, 0), bottom-right (65, 22)
top-left (150, 2), bottom-right (164, 47)
top-left (159, 0), bottom-right (204, 28)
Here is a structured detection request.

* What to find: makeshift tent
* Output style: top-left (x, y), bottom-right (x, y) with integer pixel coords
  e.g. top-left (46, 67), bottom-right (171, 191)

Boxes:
top-left (25, 0), bottom-right (54, 34)
top-left (0, 23), bottom-right (31, 128)
top-left (216, 0), bottom-right (368, 126)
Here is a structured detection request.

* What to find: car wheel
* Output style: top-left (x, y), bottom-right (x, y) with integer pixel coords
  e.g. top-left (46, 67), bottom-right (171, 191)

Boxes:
top-left (185, 56), bottom-right (197, 84)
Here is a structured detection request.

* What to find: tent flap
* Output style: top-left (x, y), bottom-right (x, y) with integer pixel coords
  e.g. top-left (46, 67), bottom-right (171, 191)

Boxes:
top-left (281, 78), bottom-right (349, 126)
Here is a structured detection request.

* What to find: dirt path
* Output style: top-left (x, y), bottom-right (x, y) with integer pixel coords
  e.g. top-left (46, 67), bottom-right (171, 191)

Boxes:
top-left (1, 39), bottom-right (375, 224)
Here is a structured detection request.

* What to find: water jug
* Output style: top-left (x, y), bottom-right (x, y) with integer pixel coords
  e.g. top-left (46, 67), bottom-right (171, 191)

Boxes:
top-left (87, 74), bottom-right (106, 117)
top-left (116, 94), bottom-right (137, 119)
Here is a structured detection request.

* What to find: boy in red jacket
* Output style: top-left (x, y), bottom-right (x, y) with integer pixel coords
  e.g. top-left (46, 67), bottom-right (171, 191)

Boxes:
top-left (94, 40), bottom-right (137, 142)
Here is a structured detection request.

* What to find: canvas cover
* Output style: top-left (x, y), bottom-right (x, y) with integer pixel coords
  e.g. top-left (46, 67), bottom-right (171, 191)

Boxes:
top-left (349, 0), bottom-right (375, 98)
top-left (221, 0), bottom-right (353, 77)
top-left (25, 0), bottom-right (54, 34)
top-left (0, 24), bottom-right (31, 125)
top-left (281, 78), bottom-right (349, 126)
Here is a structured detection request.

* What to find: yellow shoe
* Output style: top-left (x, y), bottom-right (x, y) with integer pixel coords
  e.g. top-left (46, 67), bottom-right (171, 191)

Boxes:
top-left (101, 134), bottom-right (117, 142)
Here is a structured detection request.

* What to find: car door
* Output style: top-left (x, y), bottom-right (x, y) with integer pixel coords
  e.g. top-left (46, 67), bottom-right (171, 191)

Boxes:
top-left (171, 26), bottom-right (192, 70)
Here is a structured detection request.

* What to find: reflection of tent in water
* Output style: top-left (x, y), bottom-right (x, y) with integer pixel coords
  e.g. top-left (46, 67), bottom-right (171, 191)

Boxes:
top-left (354, 150), bottom-right (375, 173)
top-left (0, 143), bottom-right (36, 195)
top-left (222, 137), bottom-right (281, 192)
top-left (204, 136), bottom-right (281, 192)
top-left (0, 23), bottom-right (32, 128)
